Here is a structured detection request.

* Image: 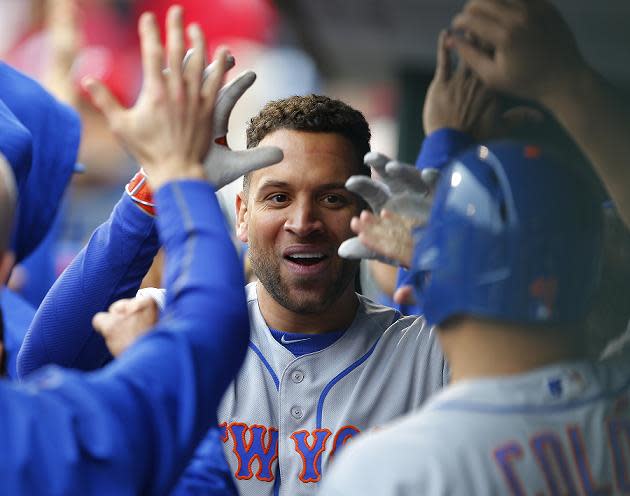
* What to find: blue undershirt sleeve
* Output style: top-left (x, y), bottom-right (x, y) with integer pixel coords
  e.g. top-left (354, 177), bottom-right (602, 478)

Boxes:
top-left (416, 128), bottom-right (475, 171)
top-left (395, 128), bottom-right (476, 312)
top-left (0, 180), bottom-right (249, 495)
top-left (17, 193), bottom-right (159, 378)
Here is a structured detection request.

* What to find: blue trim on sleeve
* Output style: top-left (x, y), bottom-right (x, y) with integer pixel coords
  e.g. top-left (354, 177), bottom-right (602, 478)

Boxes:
top-left (316, 338), bottom-right (381, 429)
top-left (248, 341), bottom-right (280, 391)
top-left (416, 128), bottom-right (475, 171)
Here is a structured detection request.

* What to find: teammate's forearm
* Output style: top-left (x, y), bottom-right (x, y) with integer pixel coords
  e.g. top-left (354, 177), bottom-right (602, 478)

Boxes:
top-left (17, 193), bottom-right (158, 378)
top-left (3, 180), bottom-right (248, 495)
top-left (542, 68), bottom-right (630, 228)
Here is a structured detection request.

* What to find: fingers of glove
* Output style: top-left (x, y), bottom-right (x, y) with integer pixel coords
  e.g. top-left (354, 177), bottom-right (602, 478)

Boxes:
top-left (345, 176), bottom-right (390, 213)
top-left (420, 168), bottom-right (441, 189)
top-left (385, 194), bottom-right (432, 224)
top-left (364, 151), bottom-right (391, 176)
top-left (203, 54), bottom-right (235, 81)
top-left (338, 237), bottom-right (394, 265)
top-left (338, 236), bottom-right (378, 260)
top-left (167, 51), bottom-right (234, 79)
top-left (201, 46), bottom-right (230, 109)
top-left (384, 161), bottom-right (429, 195)
top-left (213, 70), bottom-right (256, 137)
top-left (204, 146), bottom-right (283, 188)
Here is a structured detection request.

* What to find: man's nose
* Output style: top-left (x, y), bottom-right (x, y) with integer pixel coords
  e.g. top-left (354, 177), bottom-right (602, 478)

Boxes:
top-left (284, 200), bottom-right (324, 237)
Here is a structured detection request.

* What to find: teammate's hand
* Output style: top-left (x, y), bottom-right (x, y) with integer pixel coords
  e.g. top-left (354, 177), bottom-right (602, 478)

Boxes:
top-left (92, 296), bottom-right (159, 357)
top-left (344, 209), bottom-right (415, 268)
top-left (204, 69), bottom-right (284, 188)
top-left (423, 30), bottom-right (500, 139)
top-left (82, 6), bottom-right (229, 190)
top-left (43, 0), bottom-right (81, 107)
top-left (450, 0), bottom-right (588, 107)
top-left (338, 152), bottom-right (432, 266)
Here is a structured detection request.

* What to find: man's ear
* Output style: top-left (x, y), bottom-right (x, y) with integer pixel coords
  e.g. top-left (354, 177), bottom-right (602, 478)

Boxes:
top-left (0, 251), bottom-right (15, 286)
top-left (236, 191), bottom-right (249, 243)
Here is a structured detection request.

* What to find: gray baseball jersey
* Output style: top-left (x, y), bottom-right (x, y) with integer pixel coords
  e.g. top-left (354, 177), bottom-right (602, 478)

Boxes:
top-left (214, 282), bottom-right (447, 496)
top-left (321, 354), bottom-right (630, 495)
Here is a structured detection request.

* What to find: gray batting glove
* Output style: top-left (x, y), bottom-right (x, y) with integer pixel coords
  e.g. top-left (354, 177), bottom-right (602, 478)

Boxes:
top-left (338, 152), bottom-right (435, 264)
top-left (204, 69), bottom-right (283, 188)
top-left (337, 236), bottom-right (398, 266)
top-left (166, 52), bottom-right (283, 188)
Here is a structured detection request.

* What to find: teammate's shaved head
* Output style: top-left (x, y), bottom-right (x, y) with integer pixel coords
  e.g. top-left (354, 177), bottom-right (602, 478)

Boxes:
top-left (0, 153), bottom-right (17, 253)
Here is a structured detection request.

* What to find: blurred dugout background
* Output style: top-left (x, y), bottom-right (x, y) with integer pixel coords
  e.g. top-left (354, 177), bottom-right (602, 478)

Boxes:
top-left (1, 0), bottom-right (628, 356)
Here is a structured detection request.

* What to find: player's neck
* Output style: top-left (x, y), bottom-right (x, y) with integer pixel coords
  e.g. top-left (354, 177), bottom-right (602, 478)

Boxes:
top-left (438, 317), bottom-right (587, 383)
top-left (256, 281), bottom-right (359, 334)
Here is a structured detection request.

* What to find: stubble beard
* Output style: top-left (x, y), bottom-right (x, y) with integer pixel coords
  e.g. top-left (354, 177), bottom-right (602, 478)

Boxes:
top-left (248, 248), bottom-right (358, 315)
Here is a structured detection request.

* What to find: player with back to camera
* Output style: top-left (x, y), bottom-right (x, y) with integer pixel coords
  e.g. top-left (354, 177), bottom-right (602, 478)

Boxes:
top-left (321, 0), bottom-right (630, 494)
top-left (322, 135), bottom-right (623, 495)
top-left (0, 6), bottom-right (263, 494)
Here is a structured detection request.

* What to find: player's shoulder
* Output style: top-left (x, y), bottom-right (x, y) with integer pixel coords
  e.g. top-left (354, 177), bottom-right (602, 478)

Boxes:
top-left (321, 409), bottom-right (453, 495)
top-left (356, 293), bottom-right (429, 332)
top-left (356, 294), bottom-right (437, 346)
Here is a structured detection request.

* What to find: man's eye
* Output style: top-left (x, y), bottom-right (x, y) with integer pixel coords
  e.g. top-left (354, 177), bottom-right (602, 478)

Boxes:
top-left (322, 194), bottom-right (348, 206)
top-left (268, 194), bottom-right (288, 204)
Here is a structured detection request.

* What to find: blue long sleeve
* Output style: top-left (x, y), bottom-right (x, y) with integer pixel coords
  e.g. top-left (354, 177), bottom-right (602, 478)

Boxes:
top-left (0, 288), bottom-right (34, 379)
top-left (0, 180), bottom-right (249, 495)
top-left (394, 128), bottom-right (475, 315)
top-left (17, 193), bottom-right (159, 378)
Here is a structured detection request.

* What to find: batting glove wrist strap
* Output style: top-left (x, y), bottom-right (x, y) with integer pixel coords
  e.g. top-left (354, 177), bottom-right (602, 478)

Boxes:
top-left (125, 168), bottom-right (156, 216)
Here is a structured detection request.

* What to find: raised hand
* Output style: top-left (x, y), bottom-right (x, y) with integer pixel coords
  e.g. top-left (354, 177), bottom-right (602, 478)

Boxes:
top-left (82, 6), bottom-right (228, 190)
top-left (43, 0), bottom-right (81, 106)
top-left (450, 0), bottom-right (586, 106)
top-left (346, 209), bottom-right (415, 268)
top-left (338, 152), bottom-right (432, 266)
top-left (204, 69), bottom-right (284, 188)
top-left (93, 296), bottom-right (159, 357)
top-left (423, 30), bottom-right (500, 140)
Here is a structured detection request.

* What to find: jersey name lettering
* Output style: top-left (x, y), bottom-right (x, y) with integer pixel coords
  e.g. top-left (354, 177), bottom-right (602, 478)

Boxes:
top-left (494, 419), bottom-right (629, 495)
top-left (220, 422), bottom-right (361, 483)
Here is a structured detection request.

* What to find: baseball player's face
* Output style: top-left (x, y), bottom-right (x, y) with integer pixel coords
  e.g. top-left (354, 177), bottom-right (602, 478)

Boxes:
top-left (237, 129), bottom-right (362, 315)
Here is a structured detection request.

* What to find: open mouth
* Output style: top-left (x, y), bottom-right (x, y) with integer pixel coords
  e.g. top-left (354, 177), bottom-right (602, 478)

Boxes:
top-left (284, 253), bottom-right (328, 266)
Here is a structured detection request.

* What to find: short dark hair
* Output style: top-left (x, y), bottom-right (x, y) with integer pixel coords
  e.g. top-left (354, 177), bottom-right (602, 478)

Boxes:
top-left (244, 94), bottom-right (371, 192)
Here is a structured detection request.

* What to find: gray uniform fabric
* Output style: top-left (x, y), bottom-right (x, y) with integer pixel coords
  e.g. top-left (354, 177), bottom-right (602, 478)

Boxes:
top-left (321, 354), bottom-right (630, 495)
top-left (217, 282), bottom-right (447, 496)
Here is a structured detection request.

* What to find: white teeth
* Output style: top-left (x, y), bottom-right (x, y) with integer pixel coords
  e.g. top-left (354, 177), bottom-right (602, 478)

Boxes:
top-left (288, 253), bottom-right (324, 259)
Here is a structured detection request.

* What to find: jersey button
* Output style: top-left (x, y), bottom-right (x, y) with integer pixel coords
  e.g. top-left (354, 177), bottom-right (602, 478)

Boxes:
top-left (291, 370), bottom-right (305, 383)
top-left (291, 407), bottom-right (304, 420)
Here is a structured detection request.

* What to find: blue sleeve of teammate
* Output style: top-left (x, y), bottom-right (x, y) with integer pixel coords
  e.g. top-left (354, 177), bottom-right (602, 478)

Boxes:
top-left (170, 427), bottom-right (238, 496)
top-left (0, 180), bottom-right (249, 495)
top-left (416, 128), bottom-right (474, 171)
top-left (394, 128), bottom-right (475, 313)
top-left (17, 193), bottom-right (159, 378)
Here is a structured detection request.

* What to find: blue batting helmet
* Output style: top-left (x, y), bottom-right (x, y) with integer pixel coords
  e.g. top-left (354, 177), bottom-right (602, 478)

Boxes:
top-left (413, 140), bottom-right (603, 327)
